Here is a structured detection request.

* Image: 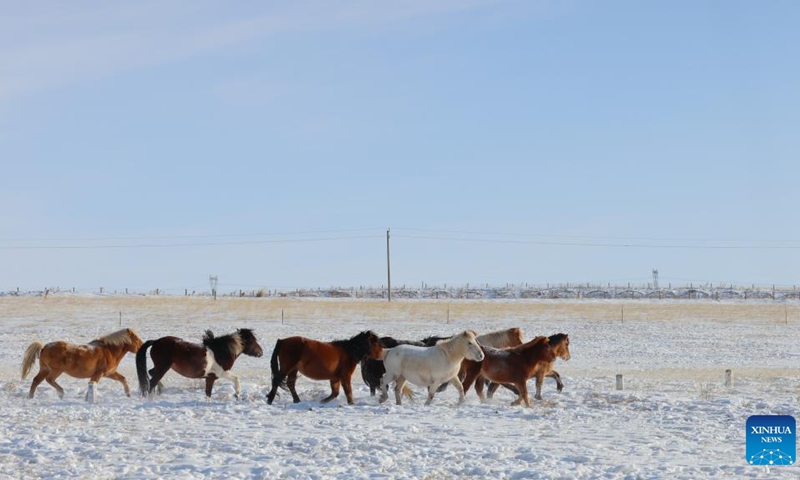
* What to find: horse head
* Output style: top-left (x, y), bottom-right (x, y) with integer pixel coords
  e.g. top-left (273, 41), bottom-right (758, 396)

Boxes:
top-left (126, 329), bottom-right (144, 354)
top-left (459, 330), bottom-right (484, 362)
top-left (548, 333), bottom-right (571, 361)
top-left (347, 331), bottom-right (382, 360)
top-left (237, 328), bottom-right (264, 358)
top-left (363, 331), bottom-right (383, 360)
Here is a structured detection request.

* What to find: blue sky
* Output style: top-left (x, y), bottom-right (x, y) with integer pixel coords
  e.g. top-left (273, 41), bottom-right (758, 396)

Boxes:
top-left (2, 1), bottom-right (799, 293)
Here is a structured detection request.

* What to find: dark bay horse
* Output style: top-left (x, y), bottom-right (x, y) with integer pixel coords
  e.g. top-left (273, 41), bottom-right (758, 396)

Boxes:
top-left (136, 329), bottom-right (263, 400)
top-left (267, 330), bottom-right (383, 405)
top-left (21, 328), bottom-right (144, 401)
top-left (360, 336), bottom-right (424, 397)
top-left (461, 333), bottom-right (571, 407)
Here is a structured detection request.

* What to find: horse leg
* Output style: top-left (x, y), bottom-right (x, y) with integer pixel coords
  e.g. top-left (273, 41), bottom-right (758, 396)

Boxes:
top-left (534, 373), bottom-right (545, 401)
top-left (27, 369), bottom-right (48, 399)
top-left (548, 370), bottom-right (564, 393)
top-left (82, 372), bottom-right (104, 402)
top-left (474, 375), bottom-right (487, 403)
top-left (506, 382), bottom-right (527, 407)
top-left (461, 368), bottom-right (478, 398)
top-left (205, 375), bottom-right (217, 400)
top-left (520, 381), bottom-right (533, 407)
top-left (322, 379), bottom-right (341, 403)
top-left (486, 382), bottom-right (496, 399)
top-left (215, 370), bottom-right (241, 399)
top-left (46, 373), bottom-right (66, 400)
top-left (393, 376), bottom-right (407, 406)
top-left (146, 365), bottom-right (171, 399)
top-left (379, 372), bottom-right (396, 404)
top-left (425, 384), bottom-right (438, 406)
top-left (105, 371), bottom-right (131, 397)
top-left (341, 374), bottom-right (356, 405)
top-left (266, 368), bottom-right (285, 404)
top-left (286, 371), bottom-right (301, 403)
top-left (449, 376), bottom-right (467, 405)
top-left (149, 368), bottom-right (165, 395)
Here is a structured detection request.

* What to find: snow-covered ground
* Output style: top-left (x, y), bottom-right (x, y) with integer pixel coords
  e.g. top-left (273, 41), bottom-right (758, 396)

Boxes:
top-left (1, 297), bottom-right (798, 479)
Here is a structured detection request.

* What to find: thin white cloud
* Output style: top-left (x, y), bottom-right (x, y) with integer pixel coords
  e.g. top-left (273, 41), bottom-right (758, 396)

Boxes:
top-left (0, 0), bottom-right (509, 102)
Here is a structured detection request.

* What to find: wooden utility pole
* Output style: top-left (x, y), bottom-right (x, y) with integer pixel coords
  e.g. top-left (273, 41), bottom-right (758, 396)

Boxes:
top-left (386, 228), bottom-right (392, 302)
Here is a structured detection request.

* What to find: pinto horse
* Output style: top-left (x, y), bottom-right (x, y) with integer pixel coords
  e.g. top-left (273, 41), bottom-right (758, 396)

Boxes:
top-left (380, 330), bottom-right (484, 406)
top-left (267, 330), bottom-right (383, 405)
top-left (461, 333), bottom-right (570, 407)
top-left (21, 328), bottom-right (144, 401)
top-left (136, 329), bottom-right (263, 400)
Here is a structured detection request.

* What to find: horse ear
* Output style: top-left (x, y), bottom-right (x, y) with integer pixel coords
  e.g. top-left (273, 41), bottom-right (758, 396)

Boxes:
top-left (203, 330), bottom-right (215, 341)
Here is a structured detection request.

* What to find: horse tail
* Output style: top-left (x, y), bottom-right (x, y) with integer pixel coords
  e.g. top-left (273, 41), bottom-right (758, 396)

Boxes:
top-left (402, 384), bottom-right (415, 400)
top-left (21, 341), bottom-right (44, 380)
top-left (269, 339), bottom-right (289, 390)
top-left (136, 340), bottom-right (156, 398)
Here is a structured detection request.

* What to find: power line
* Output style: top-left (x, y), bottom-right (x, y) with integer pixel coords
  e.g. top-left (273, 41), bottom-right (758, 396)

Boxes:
top-left (0, 234), bottom-right (383, 250)
top-left (394, 228), bottom-right (800, 245)
top-left (392, 234), bottom-right (800, 250)
top-left (0, 227), bottom-right (381, 243)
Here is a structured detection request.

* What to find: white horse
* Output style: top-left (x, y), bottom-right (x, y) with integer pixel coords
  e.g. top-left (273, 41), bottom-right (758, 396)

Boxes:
top-left (379, 330), bottom-right (484, 406)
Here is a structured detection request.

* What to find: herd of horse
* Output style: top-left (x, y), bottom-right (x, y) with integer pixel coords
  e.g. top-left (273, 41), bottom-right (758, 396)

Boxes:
top-left (19, 326), bottom-right (571, 408)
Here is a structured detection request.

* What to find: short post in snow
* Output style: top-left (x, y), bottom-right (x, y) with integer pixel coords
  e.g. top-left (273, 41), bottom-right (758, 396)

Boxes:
top-left (86, 381), bottom-right (97, 403)
top-left (615, 374), bottom-right (624, 391)
top-left (725, 369), bottom-right (733, 388)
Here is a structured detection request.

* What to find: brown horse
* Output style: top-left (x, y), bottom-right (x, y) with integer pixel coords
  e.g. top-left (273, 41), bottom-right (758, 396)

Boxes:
top-left (137, 329), bottom-right (263, 400)
top-left (21, 328), bottom-right (144, 401)
top-left (425, 328), bottom-right (546, 395)
top-left (267, 330), bottom-right (383, 405)
top-left (461, 333), bottom-right (570, 407)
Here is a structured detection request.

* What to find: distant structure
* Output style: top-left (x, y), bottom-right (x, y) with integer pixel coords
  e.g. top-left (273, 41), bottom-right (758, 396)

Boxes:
top-left (209, 275), bottom-right (218, 300)
top-left (652, 269), bottom-right (659, 289)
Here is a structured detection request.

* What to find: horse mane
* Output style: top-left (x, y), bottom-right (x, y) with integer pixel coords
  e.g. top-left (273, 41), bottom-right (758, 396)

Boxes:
top-left (436, 330), bottom-right (477, 356)
top-left (476, 328), bottom-right (523, 347)
top-left (380, 336), bottom-right (424, 348)
top-left (91, 328), bottom-right (139, 347)
top-left (509, 335), bottom-right (548, 351)
top-left (420, 335), bottom-right (451, 347)
top-left (202, 330), bottom-right (244, 359)
top-left (332, 330), bottom-right (377, 360)
top-left (548, 333), bottom-right (569, 345)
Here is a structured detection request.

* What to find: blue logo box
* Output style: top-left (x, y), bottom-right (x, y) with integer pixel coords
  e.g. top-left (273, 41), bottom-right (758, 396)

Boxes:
top-left (746, 415), bottom-right (795, 466)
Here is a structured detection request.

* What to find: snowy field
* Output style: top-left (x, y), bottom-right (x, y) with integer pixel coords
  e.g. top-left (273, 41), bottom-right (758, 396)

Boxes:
top-left (1, 296), bottom-right (798, 479)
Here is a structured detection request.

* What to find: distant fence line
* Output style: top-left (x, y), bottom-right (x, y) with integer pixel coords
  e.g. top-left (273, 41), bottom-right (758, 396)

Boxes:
top-left (4, 283), bottom-right (800, 301)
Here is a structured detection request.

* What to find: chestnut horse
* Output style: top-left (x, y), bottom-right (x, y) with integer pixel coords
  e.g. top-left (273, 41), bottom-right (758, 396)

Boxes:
top-left (137, 329), bottom-right (263, 400)
top-left (21, 328), bottom-right (144, 401)
top-left (462, 333), bottom-right (570, 407)
top-left (267, 330), bottom-right (383, 405)
top-left (380, 330), bottom-right (484, 406)
top-left (423, 328), bottom-right (556, 396)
